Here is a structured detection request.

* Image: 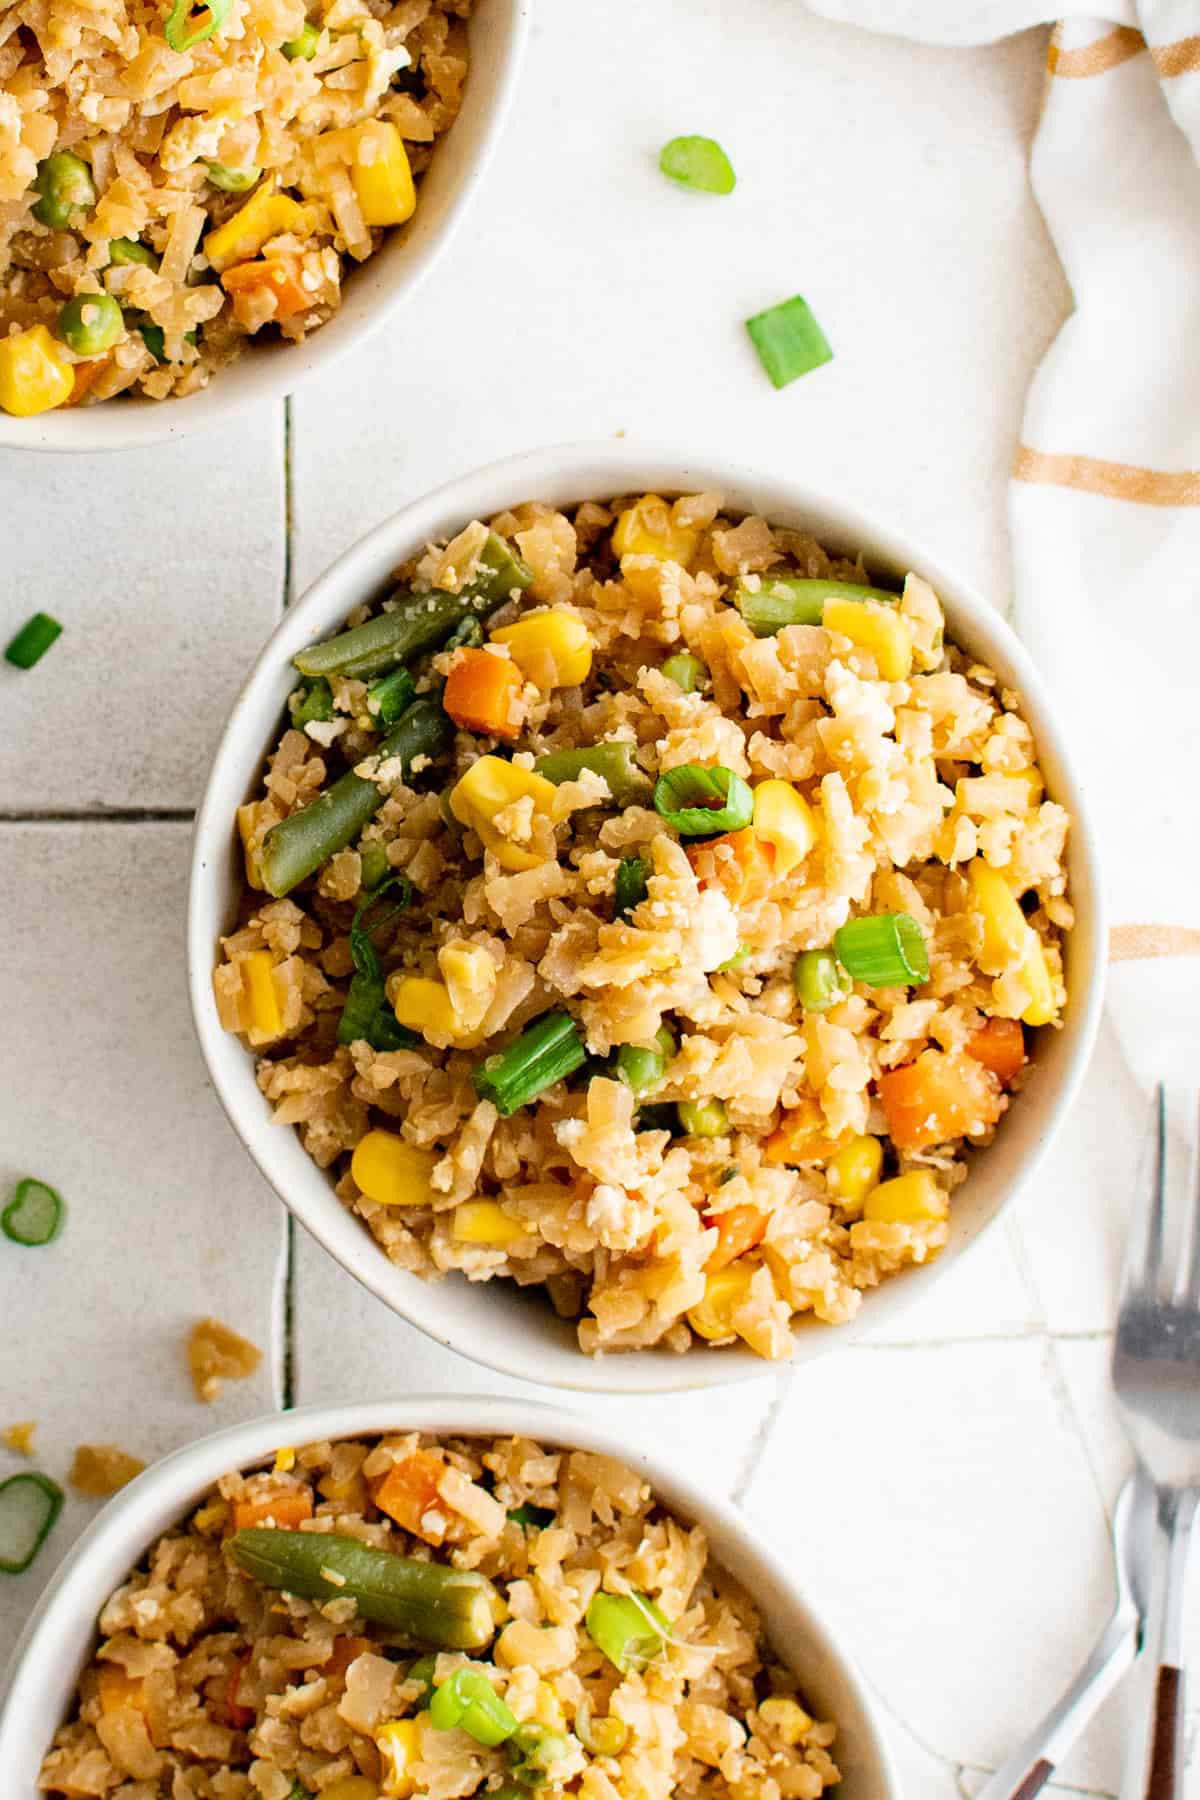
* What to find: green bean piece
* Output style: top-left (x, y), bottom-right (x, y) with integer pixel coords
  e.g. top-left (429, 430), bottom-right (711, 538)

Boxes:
top-left (660, 652), bottom-right (707, 692)
top-left (207, 162), bottom-right (261, 192)
top-left (614, 855), bottom-right (649, 921)
top-left (294, 534), bottom-right (533, 681)
top-left (0, 1471), bottom-right (64, 1574)
top-left (584, 1592), bottom-right (669, 1674)
top-left (2, 1178), bottom-right (64, 1247)
top-left (533, 741), bottom-right (650, 807)
top-left (508, 1723), bottom-right (571, 1784)
top-left (429, 1665), bottom-right (517, 1746)
top-left (678, 1097), bottom-right (728, 1138)
top-left (735, 576), bottom-right (899, 638)
top-left (444, 614), bottom-right (485, 652)
top-left (32, 151), bottom-right (96, 229)
top-left (5, 612), bottom-right (62, 670)
top-left (259, 699), bottom-right (452, 897)
top-left (226, 1529), bottom-right (500, 1648)
top-left (366, 666), bottom-right (416, 727)
top-left (282, 20), bottom-right (319, 55)
top-left (291, 677), bottom-right (334, 729)
top-left (506, 1503), bottom-right (555, 1530)
top-left (359, 841), bottom-right (391, 890)
top-left (793, 948), bottom-right (845, 1012)
top-left (472, 1011), bottom-right (586, 1115)
top-left (614, 1025), bottom-right (675, 1097)
top-left (57, 293), bottom-right (123, 357)
top-left (108, 236), bottom-right (159, 269)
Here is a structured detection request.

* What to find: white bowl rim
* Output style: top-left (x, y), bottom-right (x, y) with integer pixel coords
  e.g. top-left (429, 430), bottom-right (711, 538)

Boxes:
top-left (187, 439), bottom-right (1108, 1394)
top-left (0, 1395), bottom-right (903, 1798)
top-left (0, 0), bottom-right (533, 455)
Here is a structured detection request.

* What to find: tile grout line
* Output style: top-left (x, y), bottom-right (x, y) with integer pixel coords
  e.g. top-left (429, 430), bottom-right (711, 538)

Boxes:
top-left (0, 809), bottom-right (195, 824)
top-left (730, 1365), bottom-right (796, 1506)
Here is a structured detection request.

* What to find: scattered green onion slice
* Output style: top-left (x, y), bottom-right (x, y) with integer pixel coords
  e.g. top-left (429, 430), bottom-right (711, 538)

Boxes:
top-left (718, 1165), bottom-right (740, 1186)
top-left (614, 855), bottom-right (649, 921)
top-left (735, 576), bottom-right (899, 637)
top-left (282, 20), bottom-right (319, 57)
top-left (585, 1591), bottom-right (670, 1673)
top-left (654, 764), bottom-right (753, 837)
top-left (429, 1666), bottom-right (517, 1746)
top-left (718, 946), bottom-right (750, 972)
top-left (833, 912), bottom-right (929, 987)
top-left (108, 236), bottom-right (159, 270)
top-left (366, 666), bottom-right (417, 728)
top-left (405, 1653), bottom-right (438, 1704)
top-left (358, 841), bottom-right (391, 890)
top-left (678, 1097), bottom-right (728, 1138)
top-left (508, 1723), bottom-right (570, 1781)
top-left (506, 1502), bottom-right (555, 1530)
top-left (0, 1471), bottom-right (64, 1574)
top-left (745, 294), bottom-right (833, 390)
top-left (2, 1178), bottom-right (64, 1247)
top-left (292, 677), bottom-right (334, 729)
top-left (614, 1026), bottom-right (675, 1097)
top-left (5, 613), bottom-right (62, 670)
top-left (206, 162), bottom-right (261, 193)
top-left (472, 1011), bottom-right (586, 1116)
top-left (575, 1699), bottom-right (628, 1758)
top-left (164, 0), bottom-right (232, 53)
top-left (660, 651), bottom-right (707, 692)
top-left (286, 1785), bottom-right (315, 1800)
top-left (793, 948), bottom-right (846, 1012)
top-left (659, 135), bottom-right (736, 196)
top-left (337, 874), bottom-right (418, 1051)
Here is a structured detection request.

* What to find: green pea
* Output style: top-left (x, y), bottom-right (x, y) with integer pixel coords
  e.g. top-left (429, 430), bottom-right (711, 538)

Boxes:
top-left (282, 21), bottom-right (319, 57)
top-left (207, 162), bottom-right (262, 193)
top-left (108, 237), bottom-right (159, 270)
top-left (32, 152), bottom-right (96, 229)
top-left (678, 1097), bottom-right (728, 1138)
top-left (57, 292), bottom-right (124, 356)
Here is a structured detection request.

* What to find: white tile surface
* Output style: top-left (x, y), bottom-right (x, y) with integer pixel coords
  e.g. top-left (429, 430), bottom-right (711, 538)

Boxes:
top-left (0, 3), bottom-right (1186, 1794)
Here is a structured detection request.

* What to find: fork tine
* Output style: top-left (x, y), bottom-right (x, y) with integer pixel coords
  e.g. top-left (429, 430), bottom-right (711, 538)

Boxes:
top-left (1180, 1090), bottom-right (1200, 1305)
top-left (1124, 1083), bottom-right (1167, 1296)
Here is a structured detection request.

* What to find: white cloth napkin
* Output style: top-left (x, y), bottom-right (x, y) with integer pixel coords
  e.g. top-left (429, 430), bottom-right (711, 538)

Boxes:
top-left (807, 1), bottom-right (1200, 1094)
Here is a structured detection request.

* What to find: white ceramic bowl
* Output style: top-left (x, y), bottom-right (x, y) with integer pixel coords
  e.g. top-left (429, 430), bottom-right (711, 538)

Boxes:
top-left (0, 0), bottom-right (530, 455)
top-left (188, 442), bottom-right (1107, 1393)
top-left (0, 1397), bottom-right (902, 1797)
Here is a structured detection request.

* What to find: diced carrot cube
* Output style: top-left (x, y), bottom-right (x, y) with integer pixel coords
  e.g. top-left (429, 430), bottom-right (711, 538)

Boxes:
top-left (222, 255), bottom-right (312, 327)
top-left (442, 648), bottom-right (525, 741)
top-left (967, 1016), bottom-right (1027, 1087)
top-left (689, 828), bottom-right (776, 906)
top-left (66, 356), bottom-right (109, 407)
top-left (325, 1634), bottom-right (375, 1677)
top-left (373, 1449), bottom-right (448, 1544)
top-left (763, 1107), bottom-right (850, 1167)
top-left (878, 1049), bottom-right (1003, 1152)
top-left (703, 1204), bottom-right (767, 1272)
top-left (231, 1486), bottom-right (314, 1533)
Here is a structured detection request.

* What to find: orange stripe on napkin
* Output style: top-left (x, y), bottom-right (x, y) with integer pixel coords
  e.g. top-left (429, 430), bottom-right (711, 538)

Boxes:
top-left (1047, 26), bottom-right (1145, 77)
top-left (1152, 36), bottom-right (1200, 78)
top-left (1013, 447), bottom-right (1200, 507)
top-left (1111, 925), bottom-right (1200, 961)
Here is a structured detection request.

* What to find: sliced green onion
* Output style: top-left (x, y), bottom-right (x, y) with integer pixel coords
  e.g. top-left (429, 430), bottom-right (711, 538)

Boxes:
top-left (614, 1026), bottom-right (675, 1097)
top-left (585, 1591), bottom-right (669, 1673)
top-left (506, 1502), bottom-right (555, 1530)
top-left (337, 875), bottom-right (418, 1052)
top-left (718, 1165), bottom-right (740, 1186)
top-left (366, 666), bottom-right (417, 728)
top-left (406, 1653), bottom-right (438, 1704)
top-left (130, 315), bottom-right (196, 364)
top-left (5, 613), bottom-right (62, 670)
top-left (614, 855), bottom-right (649, 921)
top-left (286, 1785), bottom-right (315, 1800)
top-left (659, 135), bottom-right (736, 196)
top-left (793, 948), bottom-right (846, 1012)
top-left (735, 575), bottom-right (898, 637)
top-left (472, 1011), bottom-right (586, 1116)
top-left (2, 1178), bottom-right (64, 1247)
top-left (0, 1471), bottom-right (63, 1574)
top-left (653, 764), bottom-right (753, 837)
top-left (834, 912), bottom-right (929, 986)
top-left (718, 946), bottom-right (750, 972)
top-left (660, 652), bottom-right (707, 692)
top-left (164, 0), bottom-right (232, 50)
top-left (108, 236), bottom-right (159, 270)
top-left (534, 742), bottom-right (650, 806)
top-left (508, 1722), bottom-right (571, 1782)
top-left (206, 162), bottom-right (260, 193)
top-left (745, 294), bottom-right (833, 390)
top-left (574, 1699), bottom-right (628, 1758)
top-left (282, 19), bottom-right (319, 55)
top-left (291, 677), bottom-right (334, 729)
top-left (678, 1098), bottom-right (728, 1138)
top-left (429, 1666), bottom-right (517, 1746)
top-left (358, 841), bottom-right (391, 890)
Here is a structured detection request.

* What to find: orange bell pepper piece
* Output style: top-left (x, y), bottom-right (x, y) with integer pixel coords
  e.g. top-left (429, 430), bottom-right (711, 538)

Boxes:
top-left (764, 1106), bottom-right (851, 1167)
top-left (222, 255), bottom-right (312, 328)
top-left (66, 355), bottom-right (110, 406)
top-left (703, 1203), bottom-right (767, 1271)
top-left (231, 1485), bottom-right (314, 1532)
top-left (326, 1634), bottom-right (375, 1677)
top-left (373, 1449), bottom-right (447, 1544)
top-left (442, 648), bottom-right (524, 741)
top-left (966, 1016), bottom-right (1027, 1088)
top-left (689, 828), bottom-right (776, 906)
top-left (878, 1049), bottom-right (1003, 1152)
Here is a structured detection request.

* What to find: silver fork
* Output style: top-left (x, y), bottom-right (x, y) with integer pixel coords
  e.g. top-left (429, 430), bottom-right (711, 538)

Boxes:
top-left (1113, 1087), bottom-right (1200, 1798)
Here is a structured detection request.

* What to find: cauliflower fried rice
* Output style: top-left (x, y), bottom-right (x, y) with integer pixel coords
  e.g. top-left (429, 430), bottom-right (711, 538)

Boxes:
top-left (38, 1431), bottom-right (840, 1798)
top-left (214, 491), bottom-right (1074, 1359)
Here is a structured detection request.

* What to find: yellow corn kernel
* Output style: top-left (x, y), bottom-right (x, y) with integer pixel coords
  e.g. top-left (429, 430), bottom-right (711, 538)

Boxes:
top-left (377, 1718), bottom-right (421, 1799)
top-left (490, 613), bottom-right (593, 690)
top-left (997, 931), bottom-right (1058, 1028)
top-left (826, 1135), bottom-right (883, 1210)
top-left (321, 121), bottom-right (416, 227)
top-left (448, 755), bottom-right (557, 872)
top-left (0, 324), bottom-right (74, 418)
top-left (351, 1130), bottom-right (436, 1208)
top-left (534, 1680), bottom-right (565, 1730)
top-left (438, 942), bottom-right (497, 1033)
top-left (97, 1666), bottom-right (146, 1716)
top-left (758, 1696), bottom-right (813, 1746)
top-left (323, 1781), bottom-right (379, 1800)
top-left (243, 950), bottom-right (283, 1043)
top-left (236, 802), bottom-right (266, 891)
top-left (751, 780), bottom-right (817, 878)
top-left (452, 1200), bottom-right (524, 1246)
top-left (612, 493), bottom-right (698, 567)
top-left (823, 597), bottom-right (913, 682)
top-left (967, 857), bottom-right (1030, 977)
top-left (273, 1445), bottom-right (296, 1473)
top-left (862, 1170), bottom-right (947, 1226)
top-left (686, 1264), bottom-right (756, 1341)
top-left (204, 188), bottom-right (313, 272)
top-left (387, 974), bottom-right (463, 1043)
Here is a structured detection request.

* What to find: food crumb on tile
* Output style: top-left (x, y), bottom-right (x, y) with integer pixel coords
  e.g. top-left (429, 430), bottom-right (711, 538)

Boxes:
top-left (2, 1420), bottom-right (36, 1456)
top-left (188, 1315), bottom-right (263, 1403)
top-left (70, 1443), bottom-right (146, 1497)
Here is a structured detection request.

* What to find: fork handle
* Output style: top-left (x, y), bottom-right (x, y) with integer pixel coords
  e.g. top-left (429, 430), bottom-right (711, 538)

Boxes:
top-left (1126, 1488), bottom-right (1196, 1800)
top-left (1145, 1664), bottom-right (1183, 1800)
